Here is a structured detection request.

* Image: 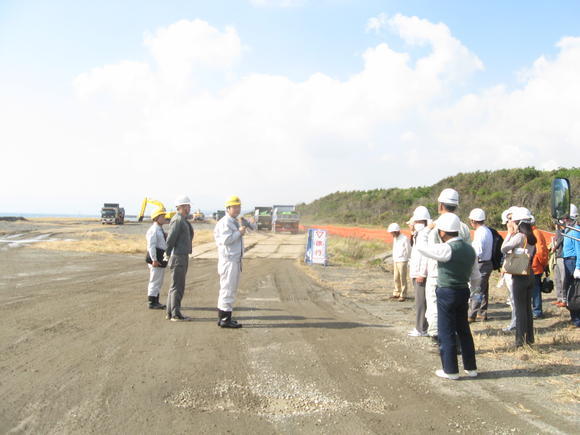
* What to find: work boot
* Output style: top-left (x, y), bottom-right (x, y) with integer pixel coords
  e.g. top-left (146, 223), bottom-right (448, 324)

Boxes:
top-left (155, 296), bottom-right (166, 310)
top-left (218, 311), bottom-right (242, 329)
top-left (148, 296), bottom-right (164, 310)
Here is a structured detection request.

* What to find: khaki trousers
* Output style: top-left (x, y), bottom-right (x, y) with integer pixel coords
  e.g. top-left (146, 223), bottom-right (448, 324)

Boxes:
top-left (393, 262), bottom-right (409, 298)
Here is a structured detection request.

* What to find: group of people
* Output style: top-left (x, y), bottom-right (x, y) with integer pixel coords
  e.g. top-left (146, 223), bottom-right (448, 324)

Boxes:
top-left (145, 195), bottom-right (251, 329)
top-left (141, 188), bottom-right (580, 379)
top-left (387, 188), bottom-right (580, 380)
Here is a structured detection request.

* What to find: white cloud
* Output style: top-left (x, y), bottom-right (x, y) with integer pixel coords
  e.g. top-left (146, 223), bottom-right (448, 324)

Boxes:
top-left (3, 14), bottom-right (580, 214)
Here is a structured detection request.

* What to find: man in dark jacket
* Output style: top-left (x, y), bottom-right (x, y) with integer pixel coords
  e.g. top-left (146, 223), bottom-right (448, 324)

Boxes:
top-left (165, 195), bottom-right (194, 321)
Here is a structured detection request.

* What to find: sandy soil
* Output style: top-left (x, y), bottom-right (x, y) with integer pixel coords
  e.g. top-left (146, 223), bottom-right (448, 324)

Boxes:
top-left (0, 220), bottom-right (578, 434)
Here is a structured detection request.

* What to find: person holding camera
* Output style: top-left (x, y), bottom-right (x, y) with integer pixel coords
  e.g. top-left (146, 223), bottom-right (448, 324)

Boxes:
top-left (501, 207), bottom-right (537, 347)
top-left (145, 209), bottom-right (168, 310)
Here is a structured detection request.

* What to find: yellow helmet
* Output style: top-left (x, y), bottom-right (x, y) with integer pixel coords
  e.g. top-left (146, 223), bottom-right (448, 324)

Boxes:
top-left (151, 208), bottom-right (167, 220)
top-left (225, 195), bottom-right (242, 207)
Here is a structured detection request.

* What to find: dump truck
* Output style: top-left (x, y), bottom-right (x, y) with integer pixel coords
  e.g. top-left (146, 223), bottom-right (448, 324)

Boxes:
top-left (254, 206), bottom-right (273, 231)
top-left (101, 203), bottom-right (125, 225)
top-left (213, 210), bottom-right (226, 221)
top-left (271, 205), bottom-right (300, 234)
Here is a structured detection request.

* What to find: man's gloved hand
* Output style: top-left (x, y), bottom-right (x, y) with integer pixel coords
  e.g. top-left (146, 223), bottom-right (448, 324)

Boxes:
top-left (574, 269), bottom-right (580, 279)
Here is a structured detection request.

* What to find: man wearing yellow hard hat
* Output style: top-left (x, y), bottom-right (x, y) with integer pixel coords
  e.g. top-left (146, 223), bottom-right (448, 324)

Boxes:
top-left (145, 208), bottom-right (170, 310)
top-left (214, 195), bottom-right (253, 328)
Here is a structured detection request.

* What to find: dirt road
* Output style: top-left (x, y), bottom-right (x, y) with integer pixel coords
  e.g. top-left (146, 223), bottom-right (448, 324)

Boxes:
top-left (0, 221), bottom-right (577, 433)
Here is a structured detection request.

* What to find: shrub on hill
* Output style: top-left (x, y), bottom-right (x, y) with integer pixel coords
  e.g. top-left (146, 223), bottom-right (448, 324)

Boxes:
top-left (297, 167), bottom-right (580, 230)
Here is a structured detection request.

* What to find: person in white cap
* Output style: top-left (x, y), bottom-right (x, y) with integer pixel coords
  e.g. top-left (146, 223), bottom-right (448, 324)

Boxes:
top-left (425, 188), bottom-right (471, 345)
top-left (500, 206), bottom-right (519, 332)
top-left (408, 206), bottom-right (431, 337)
top-left (387, 223), bottom-right (411, 301)
top-left (145, 208), bottom-right (169, 310)
top-left (467, 208), bottom-right (493, 322)
top-left (501, 207), bottom-right (537, 346)
top-left (165, 195), bottom-right (194, 322)
top-left (417, 213), bottom-right (480, 380)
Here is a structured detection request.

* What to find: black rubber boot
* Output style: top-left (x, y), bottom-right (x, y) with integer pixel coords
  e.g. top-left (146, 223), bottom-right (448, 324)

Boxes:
top-left (218, 311), bottom-right (242, 328)
top-left (148, 296), bottom-right (164, 310)
top-left (217, 309), bottom-right (226, 325)
top-left (155, 295), bottom-right (166, 310)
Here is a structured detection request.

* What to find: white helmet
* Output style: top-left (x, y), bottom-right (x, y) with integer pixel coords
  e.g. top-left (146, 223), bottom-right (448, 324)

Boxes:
top-left (570, 204), bottom-right (578, 219)
top-left (437, 188), bottom-right (459, 205)
top-left (511, 207), bottom-right (533, 222)
top-left (501, 210), bottom-right (510, 225)
top-left (501, 206), bottom-right (518, 224)
top-left (436, 213), bottom-right (461, 232)
top-left (411, 206), bottom-right (431, 222)
top-left (468, 208), bottom-right (486, 221)
top-left (387, 223), bottom-right (400, 232)
top-left (175, 195), bottom-right (191, 207)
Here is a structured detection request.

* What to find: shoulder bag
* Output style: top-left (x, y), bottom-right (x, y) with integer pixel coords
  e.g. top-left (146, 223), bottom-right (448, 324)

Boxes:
top-left (503, 239), bottom-right (530, 276)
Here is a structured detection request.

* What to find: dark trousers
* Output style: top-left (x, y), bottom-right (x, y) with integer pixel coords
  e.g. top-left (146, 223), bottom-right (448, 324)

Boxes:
top-left (532, 273), bottom-right (543, 317)
top-left (469, 261), bottom-right (493, 318)
top-left (413, 278), bottom-right (428, 333)
top-left (512, 274), bottom-right (534, 346)
top-left (167, 254), bottom-right (189, 318)
top-left (436, 287), bottom-right (476, 374)
top-left (563, 257), bottom-right (580, 325)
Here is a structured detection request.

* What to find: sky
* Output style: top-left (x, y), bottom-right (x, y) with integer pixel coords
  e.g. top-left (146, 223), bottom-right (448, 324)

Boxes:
top-left (2, 0), bottom-right (580, 215)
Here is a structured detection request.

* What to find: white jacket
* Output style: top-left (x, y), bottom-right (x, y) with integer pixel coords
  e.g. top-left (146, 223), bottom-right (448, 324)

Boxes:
top-left (214, 215), bottom-right (244, 262)
top-left (146, 222), bottom-right (167, 261)
top-left (426, 216), bottom-right (471, 278)
top-left (392, 234), bottom-right (411, 262)
top-left (409, 226), bottom-right (430, 278)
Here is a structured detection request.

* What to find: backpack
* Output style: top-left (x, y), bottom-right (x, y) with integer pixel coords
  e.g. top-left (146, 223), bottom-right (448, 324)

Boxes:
top-left (488, 227), bottom-right (504, 271)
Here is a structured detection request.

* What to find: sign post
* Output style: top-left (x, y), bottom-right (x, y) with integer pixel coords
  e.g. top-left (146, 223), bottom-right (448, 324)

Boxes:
top-left (305, 228), bottom-right (328, 265)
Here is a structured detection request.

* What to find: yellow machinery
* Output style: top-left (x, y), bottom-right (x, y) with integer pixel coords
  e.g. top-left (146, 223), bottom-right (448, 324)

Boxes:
top-left (137, 198), bottom-right (176, 222)
top-left (192, 208), bottom-right (206, 222)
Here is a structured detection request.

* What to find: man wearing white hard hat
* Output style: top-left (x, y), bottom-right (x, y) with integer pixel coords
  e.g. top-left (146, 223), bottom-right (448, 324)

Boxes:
top-left (387, 223), bottom-right (411, 301)
top-left (408, 206), bottom-right (431, 337)
top-left (562, 204), bottom-right (580, 327)
top-left (417, 213), bottom-right (480, 380)
top-left (145, 208), bottom-right (170, 310)
top-left (424, 188), bottom-right (472, 344)
top-left (467, 208), bottom-right (493, 322)
top-left (165, 195), bottom-right (194, 322)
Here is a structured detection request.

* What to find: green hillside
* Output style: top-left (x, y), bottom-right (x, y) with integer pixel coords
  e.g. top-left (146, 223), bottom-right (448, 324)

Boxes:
top-left (297, 168), bottom-right (580, 230)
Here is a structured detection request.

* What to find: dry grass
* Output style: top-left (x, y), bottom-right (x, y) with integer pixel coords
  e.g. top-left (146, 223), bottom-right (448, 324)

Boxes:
top-left (34, 229), bottom-right (215, 254)
top-left (35, 232), bottom-right (146, 254)
top-left (327, 237), bottom-right (389, 266)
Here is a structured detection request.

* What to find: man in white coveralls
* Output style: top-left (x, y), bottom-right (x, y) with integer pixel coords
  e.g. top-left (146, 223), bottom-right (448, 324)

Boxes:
top-left (214, 195), bottom-right (253, 329)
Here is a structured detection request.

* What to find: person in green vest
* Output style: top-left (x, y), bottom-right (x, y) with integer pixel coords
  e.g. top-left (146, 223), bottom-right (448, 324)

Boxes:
top-left (418, 213), bottom-right (481, 380)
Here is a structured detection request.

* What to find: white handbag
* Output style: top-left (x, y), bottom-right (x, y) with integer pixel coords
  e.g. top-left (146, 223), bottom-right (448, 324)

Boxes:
top-left (503, 240), bottom-right (530, 276)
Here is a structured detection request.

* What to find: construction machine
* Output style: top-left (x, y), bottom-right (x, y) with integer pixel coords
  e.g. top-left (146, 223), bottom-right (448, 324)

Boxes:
top-left (271, 205), bottom-right (300, 234)
top-left (137, 198), bottom-right (175, 223)
top-left (213, 210), bottom-right (226, 221)
top-left (101, 203), bottom-right (125, 225)
top-left (192, 209), bottom-right (206, 222)
top-left (254, 207), bottom-right (273, 231)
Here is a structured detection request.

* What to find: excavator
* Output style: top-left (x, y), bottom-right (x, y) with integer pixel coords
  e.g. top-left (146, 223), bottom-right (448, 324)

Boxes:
top-left (137, 198), bottom-right (176, 223)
